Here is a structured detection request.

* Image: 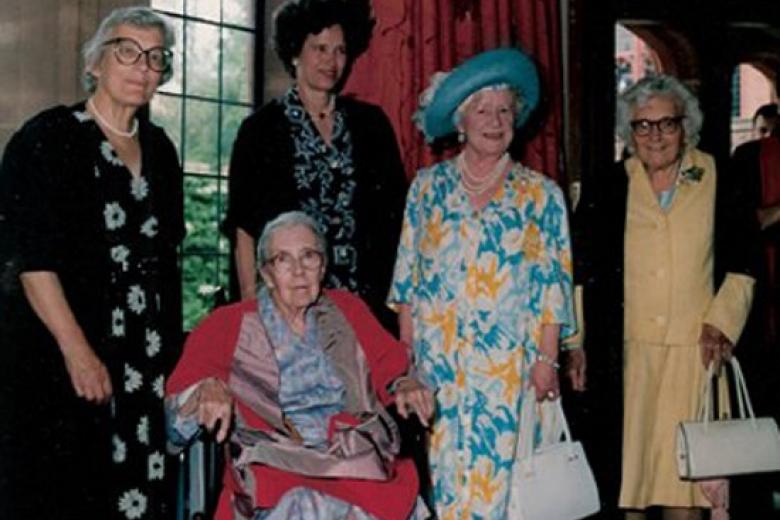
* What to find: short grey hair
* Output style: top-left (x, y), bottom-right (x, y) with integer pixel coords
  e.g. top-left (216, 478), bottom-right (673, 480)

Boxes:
top-left (82, 6), bottom-right (175, 93)
top-left (453, 83), bottom-right (524, 129)
top-left (616, 75), bottom-right (703, 153)
top-left (256, 211), bottom-right (328, 268)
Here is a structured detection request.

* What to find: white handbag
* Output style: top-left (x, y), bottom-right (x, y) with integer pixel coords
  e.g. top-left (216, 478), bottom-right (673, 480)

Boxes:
top-left (508, 389), bottom-right (600, 520)
top-left (677, 356), bottom-right (780, 480)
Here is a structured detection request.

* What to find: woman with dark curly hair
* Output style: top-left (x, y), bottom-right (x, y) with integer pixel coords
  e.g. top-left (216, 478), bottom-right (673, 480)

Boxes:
top-left (224, 0), bottom-right (406, 331)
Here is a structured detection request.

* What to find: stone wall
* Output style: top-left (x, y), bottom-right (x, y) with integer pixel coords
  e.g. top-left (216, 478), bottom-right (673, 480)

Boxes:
top-left (0, 0), bottom-right (139, 152)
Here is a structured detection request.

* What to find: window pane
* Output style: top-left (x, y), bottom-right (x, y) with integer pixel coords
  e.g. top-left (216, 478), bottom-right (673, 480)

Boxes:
top-left (217, 253), bottom-right (232, 301)
top-left (184, 99), bottom-right (219, 174)
top-left (151, 1), bottom-right (255, 329)
top-left (217, 184), bottom-right (230, 253)
top-left (220, 104), bottom-right (252, 175)
top-left (222, 28), bottom-right (254, 104)
top-left (150, 93), bottom-right (182, 155)
top-left (187, 0), bottom-right (220, 21)
top-left (183, 176), bottom-right (219, 253)
top-left (224, 0), bottom-right (255, 28)
top-left (159, 17), bottom-right (184, 95)
top-left (182, 255), bottom-right (217, 330)
top-left (152, 0), bottom-right (183, 14)
top-left (263, 0), bottom-right (289, 101)
top-left (185, 21), bottom-right (220, 98)
top-left (219, 235), bottom-right (230, 256)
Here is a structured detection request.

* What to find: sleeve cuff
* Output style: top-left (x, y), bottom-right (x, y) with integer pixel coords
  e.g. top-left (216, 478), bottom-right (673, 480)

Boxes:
top-left (164, 381), bottom-right (203, 450)
top-left (561, 285), bottom-right (584, 348)
top-left (704, 273), bottom-right (755, 344)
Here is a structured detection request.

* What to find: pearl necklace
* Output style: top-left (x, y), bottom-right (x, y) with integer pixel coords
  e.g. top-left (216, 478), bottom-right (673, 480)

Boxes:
top-left (457, 152), bottom-right (510, 196)
top-left (87, 98), bottom-right (138, 138)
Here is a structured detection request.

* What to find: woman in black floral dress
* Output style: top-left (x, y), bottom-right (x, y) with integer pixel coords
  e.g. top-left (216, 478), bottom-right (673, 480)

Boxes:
top-left (0, 7), bottom-right (183, 519)
top-left (224, 0), bottom-right (407, 330)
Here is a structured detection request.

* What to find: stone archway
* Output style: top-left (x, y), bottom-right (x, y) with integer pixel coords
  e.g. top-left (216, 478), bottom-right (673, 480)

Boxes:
top-left (621, 23), bottom-right (700, 90)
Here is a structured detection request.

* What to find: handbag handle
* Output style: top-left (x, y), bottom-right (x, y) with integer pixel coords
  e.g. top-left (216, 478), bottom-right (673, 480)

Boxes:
top-left (516, 388), bottom-right (575, 463)
top-left (698, 357), bottom-right (756, 426)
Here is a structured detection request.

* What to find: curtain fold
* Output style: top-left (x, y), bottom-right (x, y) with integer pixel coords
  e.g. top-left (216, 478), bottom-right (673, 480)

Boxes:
top-left (344, 0), bottom-right (564, 183)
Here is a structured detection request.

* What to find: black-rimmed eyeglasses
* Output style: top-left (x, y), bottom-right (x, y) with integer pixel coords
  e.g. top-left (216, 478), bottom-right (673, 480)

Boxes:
top-left (102, 37), bottom-right (172, 73)
top-left (630, 116), bottom-right (685, 136)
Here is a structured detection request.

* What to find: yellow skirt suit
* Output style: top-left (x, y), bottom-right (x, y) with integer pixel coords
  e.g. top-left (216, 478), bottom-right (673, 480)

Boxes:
top-left (619, 149), bottom-right (754, 508)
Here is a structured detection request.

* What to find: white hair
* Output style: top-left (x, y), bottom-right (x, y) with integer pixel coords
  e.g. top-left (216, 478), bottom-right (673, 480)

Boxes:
top-left (82, 6), bottom-right (175, 93)
top-left (256, 211), bottom-right (328, 269)
top-left (616, 75), bottom-right (703, 153)
top-left (452, 83), bottom-right (524, 129)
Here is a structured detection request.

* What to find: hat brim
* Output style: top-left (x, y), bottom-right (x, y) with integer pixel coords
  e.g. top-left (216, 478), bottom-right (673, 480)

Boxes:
top-left (421, 48), bottom-right (540, 140)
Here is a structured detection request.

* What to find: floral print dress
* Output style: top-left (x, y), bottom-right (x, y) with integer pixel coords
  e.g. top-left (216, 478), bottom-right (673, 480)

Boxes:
top-left (81, 109), bottom-right (172, 519)
top-left (389, 159), bottom-right (575, 519)
top-left (283, 87), bottom-right (360, 292)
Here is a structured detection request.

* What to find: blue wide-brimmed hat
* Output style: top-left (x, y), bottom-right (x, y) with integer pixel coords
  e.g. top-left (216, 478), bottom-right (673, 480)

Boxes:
top-left (415, 48), bottom-right (540, 141)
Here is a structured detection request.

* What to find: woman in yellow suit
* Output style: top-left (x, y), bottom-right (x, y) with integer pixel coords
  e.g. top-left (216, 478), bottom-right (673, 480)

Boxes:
top-left (574, 75), bottom-right (758, 520)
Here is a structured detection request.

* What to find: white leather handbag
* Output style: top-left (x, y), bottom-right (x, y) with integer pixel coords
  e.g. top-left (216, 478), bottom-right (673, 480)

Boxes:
top-left (508, 389), bottom-right (600, 520)
top-left (677, 356), bottom-right (780, 480)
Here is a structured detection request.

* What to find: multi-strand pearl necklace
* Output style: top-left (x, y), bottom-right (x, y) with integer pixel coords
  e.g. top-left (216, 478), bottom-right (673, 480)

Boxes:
top-left (457, 152), bottom-right (511, 196)
top-left (87, 98), bottom-right (139, 138)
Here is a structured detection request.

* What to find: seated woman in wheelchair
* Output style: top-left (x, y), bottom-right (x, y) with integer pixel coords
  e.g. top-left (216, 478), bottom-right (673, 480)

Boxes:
top-left (166, 211), bottom-right (433, 520)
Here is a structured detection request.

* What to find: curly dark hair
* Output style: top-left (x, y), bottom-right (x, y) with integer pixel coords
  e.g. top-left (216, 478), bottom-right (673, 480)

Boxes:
top-left (273, 0), bottom-right (375, 77)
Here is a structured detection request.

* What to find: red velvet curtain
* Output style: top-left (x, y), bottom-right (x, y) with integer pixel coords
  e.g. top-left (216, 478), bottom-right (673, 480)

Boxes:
top-left (343, 0), bottom-right (564, 183)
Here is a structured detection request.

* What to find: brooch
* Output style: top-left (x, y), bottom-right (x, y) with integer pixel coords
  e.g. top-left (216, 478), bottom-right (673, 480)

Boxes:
top-left (679, 165), bottom-right (704, 184)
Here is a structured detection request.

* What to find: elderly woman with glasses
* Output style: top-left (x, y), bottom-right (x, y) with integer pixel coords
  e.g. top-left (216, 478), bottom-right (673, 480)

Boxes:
top-left (573, 75), bottom-right (758, 519)
top-left (166, 211), bottom-right (431, 520)
top-left (0, 6), bottom-right (182, 519)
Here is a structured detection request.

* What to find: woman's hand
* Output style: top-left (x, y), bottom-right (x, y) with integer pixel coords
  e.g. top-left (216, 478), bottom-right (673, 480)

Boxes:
top-left (63, 343), bottom-right (113, 404)
top-left (394, 377), bottom-right (435, 427)
top-left (180, 378), bottom-right (233, 442)
top-left (531, 361), bottom-right (560, 402)
top-left (19, 271), bottom-right (112, 403)
top-left (565, 348), bottom-right (587, 391)
top-left (699, 323), bottom-right (734, 371)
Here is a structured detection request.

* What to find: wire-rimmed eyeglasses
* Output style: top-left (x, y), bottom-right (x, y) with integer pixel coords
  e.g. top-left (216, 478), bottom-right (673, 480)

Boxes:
top-left (265, 249), bottom-right (324, 273)
top-left (102, 37), bottom-right (172, 73)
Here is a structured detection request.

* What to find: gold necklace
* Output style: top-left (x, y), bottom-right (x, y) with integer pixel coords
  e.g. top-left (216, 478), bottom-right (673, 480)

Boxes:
top-left (301, 92), bottom-right (335, 121)
top-left (87, 98), bottom-right (138, 138)
top-left (458, 152), bottom-right (510, 196)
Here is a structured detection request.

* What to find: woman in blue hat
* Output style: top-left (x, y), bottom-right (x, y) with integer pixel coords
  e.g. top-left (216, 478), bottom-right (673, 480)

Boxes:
top-left (387, 48), bottom-right (576, 518)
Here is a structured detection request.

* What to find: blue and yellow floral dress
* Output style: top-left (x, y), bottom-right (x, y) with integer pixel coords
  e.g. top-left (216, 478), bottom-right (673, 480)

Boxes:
top-left (389, 159), bottom-right (575, 519)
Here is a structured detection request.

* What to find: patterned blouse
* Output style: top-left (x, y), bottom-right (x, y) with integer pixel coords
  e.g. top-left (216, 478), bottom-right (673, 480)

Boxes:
top-left (389, 158), bottom-right (575, 519)
top-left (283, 87), bottom-right (359, 292)
top-left (258, 287), bottom-right (346, 448)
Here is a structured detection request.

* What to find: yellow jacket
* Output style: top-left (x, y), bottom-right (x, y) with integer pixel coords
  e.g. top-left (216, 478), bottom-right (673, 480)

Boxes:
top-left (624, 148), bottom-right (754, 346)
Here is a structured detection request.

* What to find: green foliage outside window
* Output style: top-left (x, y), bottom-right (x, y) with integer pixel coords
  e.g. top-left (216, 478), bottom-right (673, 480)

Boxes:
top-left (151, 0), bottom-right (254, 330)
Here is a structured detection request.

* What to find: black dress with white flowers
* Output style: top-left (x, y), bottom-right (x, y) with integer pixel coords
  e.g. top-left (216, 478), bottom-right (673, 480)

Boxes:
top-left (97, 126), bottom-right (175, 519)
top-left (0, 102), bottom-right (183, 519)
